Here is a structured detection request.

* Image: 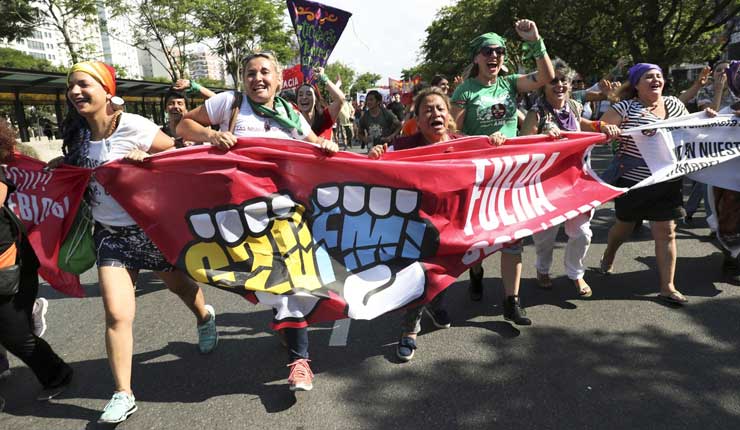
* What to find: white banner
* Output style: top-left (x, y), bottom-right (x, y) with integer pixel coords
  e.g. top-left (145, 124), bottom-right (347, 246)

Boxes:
top-left (621, 113), bottom-right (740, 190)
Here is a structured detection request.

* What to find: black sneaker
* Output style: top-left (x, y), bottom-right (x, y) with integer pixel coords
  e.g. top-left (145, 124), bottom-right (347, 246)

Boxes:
top-left (722, 255), bottom-right (740, 283)
top-left (38, 366), bottom-right (73, 401)
top-left (424, 307), bottom-right (451, 329)
top-left (396, 336), bottom-right (417, 362)
top-left (503, 296), bottom-right (532, 326)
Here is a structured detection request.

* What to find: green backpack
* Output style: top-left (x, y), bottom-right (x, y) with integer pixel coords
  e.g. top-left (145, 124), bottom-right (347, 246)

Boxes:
top-left (58, 202), bottom-right (95, 274)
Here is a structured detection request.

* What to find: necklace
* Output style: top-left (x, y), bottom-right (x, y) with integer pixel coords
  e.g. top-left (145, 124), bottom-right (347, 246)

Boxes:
top-left (103, 111), bottom-right (122, 139)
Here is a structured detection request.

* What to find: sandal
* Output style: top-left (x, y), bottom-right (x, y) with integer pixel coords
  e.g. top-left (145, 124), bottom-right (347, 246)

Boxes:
top-left (574, 279), bottom-right (592, 297)
top-left (599, 256), bottom-right (614, 275)
top-left (658, 291), bottom-right (689, 305)
top-left (536, 272), bottom-right (553, 289)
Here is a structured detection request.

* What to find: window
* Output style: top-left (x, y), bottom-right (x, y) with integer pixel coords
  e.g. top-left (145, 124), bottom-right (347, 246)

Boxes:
top-left (27, 40), bottom-right (45, 50)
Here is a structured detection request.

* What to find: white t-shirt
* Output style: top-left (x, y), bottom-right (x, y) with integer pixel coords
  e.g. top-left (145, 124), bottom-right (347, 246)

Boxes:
top-left (205, 91), bottom-right (311, 140)
top-left (85, 113), bottom-right (159, 226)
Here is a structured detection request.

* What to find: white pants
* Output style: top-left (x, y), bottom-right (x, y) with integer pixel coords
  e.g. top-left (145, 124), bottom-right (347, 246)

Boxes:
top-left (533, 211), bottom-right (593, 280)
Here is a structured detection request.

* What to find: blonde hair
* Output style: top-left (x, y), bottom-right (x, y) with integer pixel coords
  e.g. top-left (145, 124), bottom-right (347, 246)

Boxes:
top-left (242, 52), bottom-right (283, 93)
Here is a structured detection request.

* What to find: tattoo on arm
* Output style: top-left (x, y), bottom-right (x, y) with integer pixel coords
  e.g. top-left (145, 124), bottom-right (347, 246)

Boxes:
top-left (527, 73), bottom-right (538, 83)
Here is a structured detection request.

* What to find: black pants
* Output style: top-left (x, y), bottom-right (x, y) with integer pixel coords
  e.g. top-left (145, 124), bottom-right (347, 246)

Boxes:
top-left (0, 279), bottom-right (71, 388)
top-left (284, 327), bottom-right (309, 362)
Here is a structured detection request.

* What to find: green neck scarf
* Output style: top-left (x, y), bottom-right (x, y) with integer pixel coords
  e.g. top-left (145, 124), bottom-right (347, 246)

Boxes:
top-left (247, 96), bottom-right (303, 135)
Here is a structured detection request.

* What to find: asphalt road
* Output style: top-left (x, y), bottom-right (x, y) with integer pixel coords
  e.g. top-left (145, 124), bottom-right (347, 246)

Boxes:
top-left (1, 144), bottom-right (739, 430)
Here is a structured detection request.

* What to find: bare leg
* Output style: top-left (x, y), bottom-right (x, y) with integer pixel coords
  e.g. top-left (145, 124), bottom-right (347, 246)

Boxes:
top-left (99, 266), bottom-right (138, 394)
top-left (501, 252), bottom-right (522, 297)
top-left (157, 271), bottom-right (209, 324)
top-left (651, 220), bottom-right (678, 294)
top-left (603, 219), bottom-right (636, 267)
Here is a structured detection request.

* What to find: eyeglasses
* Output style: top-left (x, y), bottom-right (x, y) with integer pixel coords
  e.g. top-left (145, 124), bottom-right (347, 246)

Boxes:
top-left (479, 46), bottom-right (506, 57)
top-left (549, 77), bottom-right (570, 85)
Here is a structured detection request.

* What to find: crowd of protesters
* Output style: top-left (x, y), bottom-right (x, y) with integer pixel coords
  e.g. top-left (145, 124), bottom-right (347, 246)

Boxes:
top-left (1, 17), bottom-right (739, 425)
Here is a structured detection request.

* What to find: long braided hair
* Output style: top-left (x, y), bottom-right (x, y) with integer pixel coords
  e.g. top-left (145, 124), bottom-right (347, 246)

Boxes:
top-left (61, 98), bottom-right (93, 168)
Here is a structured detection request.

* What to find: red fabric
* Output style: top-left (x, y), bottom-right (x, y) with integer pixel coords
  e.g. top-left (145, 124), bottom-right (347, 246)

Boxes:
top-left (282, 65), bottom-right (304, 91)
top-left (94, 133), bottom-right (621, 328)
top-left (314, 107), bottom-right (334, 139)
top-left (4, 155), bottom-right (90, 297)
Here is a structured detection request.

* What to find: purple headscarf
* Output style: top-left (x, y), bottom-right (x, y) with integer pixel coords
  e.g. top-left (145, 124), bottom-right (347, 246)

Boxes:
top-left (627, 63), bottom-right (663, 87)
top-left (727, 60), bottom-right (740, 98)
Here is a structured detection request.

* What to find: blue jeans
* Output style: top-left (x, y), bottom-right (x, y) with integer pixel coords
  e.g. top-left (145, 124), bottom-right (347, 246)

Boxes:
top-left (284, 327), bottom-right (309, 361)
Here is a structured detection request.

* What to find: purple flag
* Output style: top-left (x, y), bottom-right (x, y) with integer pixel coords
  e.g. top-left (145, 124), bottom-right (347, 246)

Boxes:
top-left (287, 0), bottom-right (352, 84)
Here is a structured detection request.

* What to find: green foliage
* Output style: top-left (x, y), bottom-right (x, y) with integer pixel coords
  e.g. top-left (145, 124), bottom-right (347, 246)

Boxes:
top-left (127, 0), bottom-right (201, 80)
top-left (324, 61), bottom-right (356, 93)
top-left (420, 0), bottom-right (740, 81)
top-left (197, 0), bottom-right (293, 89)
top-left (0, 0), bottom-right (36, 42)
top-left (0, 48), bottom-right (65, 72)
top-left (350, 72), bottom-right (381, 96)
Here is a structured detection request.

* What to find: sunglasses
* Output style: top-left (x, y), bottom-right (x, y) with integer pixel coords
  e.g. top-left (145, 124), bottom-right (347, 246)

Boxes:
top-left (479, 46), bottom-right (506, 57)
top-left (549, 77), bottom-right (570, 85)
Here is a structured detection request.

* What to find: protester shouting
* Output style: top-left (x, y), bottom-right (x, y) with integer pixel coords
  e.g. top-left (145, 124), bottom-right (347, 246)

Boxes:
top-left (521, 59), bottom-right (620, 297)
top-left (177, 52), bottom-right (338, 392)
top-left (450, 19), bottom-right (554, 325)
top-left (51, 61), bottom-right (218, 424)
top-left (599, 63), bottom-right (717, 305)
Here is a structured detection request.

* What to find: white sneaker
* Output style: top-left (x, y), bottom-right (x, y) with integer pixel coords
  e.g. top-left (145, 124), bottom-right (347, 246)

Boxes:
top-left (98, 392), bottom-right (137, 424)
top-left (32, 298), bottom-right (48, 337)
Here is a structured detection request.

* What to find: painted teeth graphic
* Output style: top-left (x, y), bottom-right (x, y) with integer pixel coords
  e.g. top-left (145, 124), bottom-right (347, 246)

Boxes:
top-left (311, 184), bottom-right (439, 318)
top-left (187, 193), bottom-right (300, 243)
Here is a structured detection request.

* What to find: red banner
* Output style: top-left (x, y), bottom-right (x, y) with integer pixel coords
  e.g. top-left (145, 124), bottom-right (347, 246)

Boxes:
top-left (93, 133), bottom-right (621, 329)
top-left (282, 64), bottom-right (304, 91)
top-left (4, 155), bottom-right (90, 297)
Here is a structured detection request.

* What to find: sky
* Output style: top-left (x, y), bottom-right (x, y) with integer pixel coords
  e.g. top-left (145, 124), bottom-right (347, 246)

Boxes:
top-left (283, 0), bottom-right (455, 82)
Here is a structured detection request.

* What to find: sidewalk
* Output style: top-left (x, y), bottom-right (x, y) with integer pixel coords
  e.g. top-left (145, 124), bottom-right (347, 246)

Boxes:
top-left (19, 138), bottom-right (63, 162)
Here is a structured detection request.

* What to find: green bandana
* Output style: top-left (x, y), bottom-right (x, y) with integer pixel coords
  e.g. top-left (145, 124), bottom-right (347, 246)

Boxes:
top-left (247, 96), bottom-right (304, 135)
top-left (469, 32), bottom-right (507, 59)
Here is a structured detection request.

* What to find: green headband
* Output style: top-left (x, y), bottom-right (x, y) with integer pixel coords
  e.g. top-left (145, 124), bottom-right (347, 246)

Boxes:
top-left (469, 32), bottom-right (506, 59)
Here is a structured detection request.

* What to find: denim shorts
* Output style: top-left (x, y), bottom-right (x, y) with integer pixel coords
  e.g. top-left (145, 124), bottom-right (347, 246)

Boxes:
top-left (93, 223), bottom-right (174, 272)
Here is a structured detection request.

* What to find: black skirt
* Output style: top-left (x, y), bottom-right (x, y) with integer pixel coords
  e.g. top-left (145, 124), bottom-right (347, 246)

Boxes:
top-left (614, 178), bottom-right (685, 222)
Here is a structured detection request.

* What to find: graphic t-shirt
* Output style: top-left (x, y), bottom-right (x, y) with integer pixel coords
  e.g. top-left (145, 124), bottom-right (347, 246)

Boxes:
top-left (205, 91), bottom-right (311, 140)
top-left (359, 108), bottom-right (400, 146)
top-left (85, 113), bottom-right (159, 226)
top-left (451, 75), bottom-right (521, 137)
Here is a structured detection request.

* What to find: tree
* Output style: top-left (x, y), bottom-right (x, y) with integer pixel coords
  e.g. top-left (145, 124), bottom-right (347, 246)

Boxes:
top-left (419, 0), bottom-right (740, 81)
top-left (0, 47), bottom-right (65, 72)
top-left (324, 61), bottom-right (356, 94)
top-left (32, 0), bottom-right (116, 64)
top-left (195, 77), bottom-right (227, 89)
top-left (350, 72), bottom-right (381, 96)
top-left (124, 0), bottom-right (201, 80)
top-left (0, 0), bottom-right (36, 42)
top-left (197, 0), bottom-right (293, 89)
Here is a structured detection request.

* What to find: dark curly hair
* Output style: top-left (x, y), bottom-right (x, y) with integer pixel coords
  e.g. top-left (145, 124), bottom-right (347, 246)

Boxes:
top-left (0, 120), bottom-right (17, 163)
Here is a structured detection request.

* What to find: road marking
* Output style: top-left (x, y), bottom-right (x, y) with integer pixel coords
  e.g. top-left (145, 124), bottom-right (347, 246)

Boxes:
top-left (329, 318), bottom-right (351, 346)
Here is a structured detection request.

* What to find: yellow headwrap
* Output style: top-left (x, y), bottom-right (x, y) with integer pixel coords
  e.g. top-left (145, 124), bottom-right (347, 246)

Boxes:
top-left (68, 61), bottom-right (117, 95)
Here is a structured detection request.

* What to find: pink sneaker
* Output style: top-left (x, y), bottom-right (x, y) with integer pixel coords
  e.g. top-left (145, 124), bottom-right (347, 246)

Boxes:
top-left (287, 359), bottom-right (314, 392)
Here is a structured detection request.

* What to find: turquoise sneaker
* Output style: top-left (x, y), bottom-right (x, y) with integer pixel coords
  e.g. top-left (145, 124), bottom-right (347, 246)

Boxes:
top-left (98, 392), bottom-right (137, 424)
top-left (197, 305), bottom-right (218, 354)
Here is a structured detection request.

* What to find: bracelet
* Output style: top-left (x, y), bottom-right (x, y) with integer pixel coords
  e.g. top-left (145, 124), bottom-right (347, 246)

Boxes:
top-left (187, 81), bottom-right (202, 95)
top-left (593, 121), bottom-right (604, 132)
top-left (522, 38), bottom-right (547, 60)
top-left (317, 73), bottom-right (329, 84)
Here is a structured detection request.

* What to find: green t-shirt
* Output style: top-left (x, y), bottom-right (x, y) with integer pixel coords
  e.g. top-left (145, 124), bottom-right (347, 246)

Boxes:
top-left (451, 75), bottom-right (521, 138)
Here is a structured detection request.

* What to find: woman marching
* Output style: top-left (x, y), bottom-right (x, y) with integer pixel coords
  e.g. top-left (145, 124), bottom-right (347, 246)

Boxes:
top-left (296, 67), bottom-right (346, 139)
top-left (177, 52), bottom-right (338, 392)
top-left (450, 19), bottom-right (554, 325)
top-left (521, 59), bottom-right (620, 297)
top-left (599, 62), bottom-right (716, 305)
top-left (54, 61), bottom-right (218, 424)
